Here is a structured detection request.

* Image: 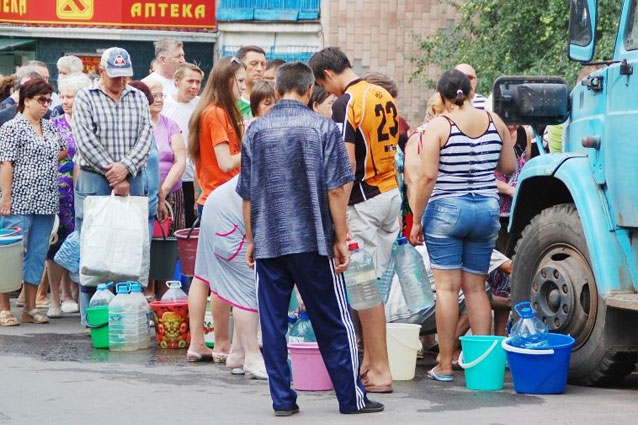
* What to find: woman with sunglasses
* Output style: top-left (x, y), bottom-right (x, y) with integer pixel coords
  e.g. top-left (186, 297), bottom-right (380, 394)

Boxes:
top-left (0, 79), bottom-right (67, 326)
top-left (187, 56), bottom-right (246, 363)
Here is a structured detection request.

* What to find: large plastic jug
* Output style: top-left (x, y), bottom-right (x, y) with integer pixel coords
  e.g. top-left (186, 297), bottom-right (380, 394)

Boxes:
top-left (130, 282), bottom-right (151, 349)
top-left (377, 243), bottom-right (397, 304)
top-left (343, 242), bottom-right (382, 310)
top-left (161, 280), bottom-right (188, 302)
top-left (109, 282), bottom-right (139, 352)
top-left (287, 312), bottom-right (316, 343)
top-left (89, 283), bottom-right (115, 307)
top-left (510, 301), bottom-right (549, 348)
top-left (393, 237), bottom-right (434, 312)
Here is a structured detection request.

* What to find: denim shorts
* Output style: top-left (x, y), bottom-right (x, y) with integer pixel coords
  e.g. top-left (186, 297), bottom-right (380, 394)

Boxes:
top-left (3, 214), bottom-right (55, 285)
top-left (423, 194), bottom-right (500, 275)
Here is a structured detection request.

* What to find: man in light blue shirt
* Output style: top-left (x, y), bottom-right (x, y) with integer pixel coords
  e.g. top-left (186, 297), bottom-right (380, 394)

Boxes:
top-left (237, 62), bottom-right (383, 416)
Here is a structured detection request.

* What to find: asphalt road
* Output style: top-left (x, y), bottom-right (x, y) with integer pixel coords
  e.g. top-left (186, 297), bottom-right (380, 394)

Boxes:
top-left (0, 307), bottom-right (636, 425)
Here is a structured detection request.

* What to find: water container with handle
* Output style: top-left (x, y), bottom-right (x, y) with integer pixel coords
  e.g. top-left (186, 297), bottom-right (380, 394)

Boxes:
top-left (393, 237), bottom-right (434, 312)
top-left (287, 312), bottom-right (316, 343)
top-left (161, 280), bottom-right (188, 302)
top-left (343, 242), bottom-right (382, 310)
top-left (510, 301), bottom-right (549, 348)
top-left (130, 282), bottom-right (151, 349)
top-left (0, 218), bottom-right (23, 293)
top-left (89, 282), bottom-right (115, 307)
top-left (377, 243), bottom-right (397, 304)
top-left (109, 282), bottom-right (138, 352)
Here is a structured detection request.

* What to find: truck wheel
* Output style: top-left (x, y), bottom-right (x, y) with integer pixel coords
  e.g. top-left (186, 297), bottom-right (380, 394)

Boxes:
top-left (511, 203), bottom-right (635, 385)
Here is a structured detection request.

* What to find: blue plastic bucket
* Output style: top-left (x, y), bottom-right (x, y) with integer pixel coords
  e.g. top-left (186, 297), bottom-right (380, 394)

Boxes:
top-left (502, 333), bottom-right (575, 394)
top-left (459, 335), bottom-right (507, 391)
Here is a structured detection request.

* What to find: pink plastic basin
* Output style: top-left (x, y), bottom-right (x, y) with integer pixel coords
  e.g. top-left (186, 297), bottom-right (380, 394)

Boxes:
top-left (288, 342), bottom-right (333, 391)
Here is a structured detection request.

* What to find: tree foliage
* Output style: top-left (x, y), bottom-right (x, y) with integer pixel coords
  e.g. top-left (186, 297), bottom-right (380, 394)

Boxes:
top-left (413, 0), bottom-right (622, 94)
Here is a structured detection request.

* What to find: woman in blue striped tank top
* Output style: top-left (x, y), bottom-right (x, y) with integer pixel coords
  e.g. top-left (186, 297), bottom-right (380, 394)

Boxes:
top-left (409, 70), bottom-right (515, 381)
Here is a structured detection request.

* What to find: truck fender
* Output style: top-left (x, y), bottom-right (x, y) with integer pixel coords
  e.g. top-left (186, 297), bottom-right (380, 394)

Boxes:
top-left (509, 154), bottom-right (634, 295)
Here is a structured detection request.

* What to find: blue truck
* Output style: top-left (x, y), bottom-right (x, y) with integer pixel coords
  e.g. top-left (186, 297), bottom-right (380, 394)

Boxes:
top-left (493, 0), bottom-right (637, 385)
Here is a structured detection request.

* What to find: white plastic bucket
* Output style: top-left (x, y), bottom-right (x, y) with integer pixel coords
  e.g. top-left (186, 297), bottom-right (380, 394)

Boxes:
top-left (0, 240), bottom-right (23, 293)
top-left (386, 323), bottom-right (421, 380)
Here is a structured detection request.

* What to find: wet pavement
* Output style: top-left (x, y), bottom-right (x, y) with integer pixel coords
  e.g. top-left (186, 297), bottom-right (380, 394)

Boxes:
top-left (0, 306), bottom-right (636, 425)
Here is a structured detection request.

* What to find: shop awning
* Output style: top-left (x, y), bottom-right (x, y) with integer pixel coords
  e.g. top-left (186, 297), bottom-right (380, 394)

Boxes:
top-left (0, 39), bottom-right (35, 52)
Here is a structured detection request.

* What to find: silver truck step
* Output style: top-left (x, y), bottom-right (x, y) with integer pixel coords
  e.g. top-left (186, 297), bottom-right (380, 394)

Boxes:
top-left (606, 293), bottom-right (638, 311)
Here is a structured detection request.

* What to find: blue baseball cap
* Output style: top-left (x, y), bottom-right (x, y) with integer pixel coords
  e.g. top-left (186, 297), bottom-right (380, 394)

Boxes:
top-left (100, 47), bottom-right (133, 78)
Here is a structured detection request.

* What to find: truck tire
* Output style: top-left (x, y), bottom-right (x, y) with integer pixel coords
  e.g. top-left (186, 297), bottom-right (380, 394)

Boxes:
top-left (511, 203), bottom-right (636, 385)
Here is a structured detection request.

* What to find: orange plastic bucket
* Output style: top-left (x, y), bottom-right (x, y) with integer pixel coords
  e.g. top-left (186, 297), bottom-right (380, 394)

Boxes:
top-left (149, 301), bottom-right (190, 349)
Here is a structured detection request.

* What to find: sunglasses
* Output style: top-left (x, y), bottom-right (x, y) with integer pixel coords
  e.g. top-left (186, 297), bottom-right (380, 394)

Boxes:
top-left (231, 56), bottom-right (243, 66)
top-left (35, 96), bottom-right (53, 106)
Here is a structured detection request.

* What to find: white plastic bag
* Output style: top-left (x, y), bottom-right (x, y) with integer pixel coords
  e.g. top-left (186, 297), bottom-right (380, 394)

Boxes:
top-left (80, 192), bottom-right (149, 287)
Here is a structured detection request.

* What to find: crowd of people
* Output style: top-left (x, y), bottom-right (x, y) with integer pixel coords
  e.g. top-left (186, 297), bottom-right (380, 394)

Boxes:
top-left (0, 38), bottom-right (529, 415)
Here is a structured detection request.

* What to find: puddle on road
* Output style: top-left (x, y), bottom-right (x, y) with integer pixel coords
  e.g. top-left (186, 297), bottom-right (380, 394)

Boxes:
top-left (0, 332), bottom-right (188, 366)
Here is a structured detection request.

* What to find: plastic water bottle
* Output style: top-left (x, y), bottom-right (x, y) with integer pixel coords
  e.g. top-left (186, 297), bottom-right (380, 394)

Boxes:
top-left (343, 242), bottom-right (382, 310)
top-left (287, 312), bottom-right (316, 343)
top-left (377, 243), bottom-right (397, 304)
top-left (109, 283), bottom-right (139, 352)
top-left (510, 301), bottom-right (549, 348)
top-left (130, 282), bottom-right (151, 349)
top-left (89, 283), bottom-right (115, 307)
top-left (393, 237), bottom-right (435, 312)
top-left (162, 280), bottom-right (188, 302)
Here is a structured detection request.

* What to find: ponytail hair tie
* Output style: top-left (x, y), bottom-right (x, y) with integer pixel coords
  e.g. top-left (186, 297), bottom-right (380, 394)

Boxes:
top-left (456, 89), bottom-right (464, 95)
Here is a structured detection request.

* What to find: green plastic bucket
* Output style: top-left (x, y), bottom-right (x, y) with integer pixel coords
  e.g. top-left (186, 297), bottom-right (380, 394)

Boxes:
top-left (87, 306), bottom-right (109, 349)
top-left (459, 335), bottom-right (507, 391)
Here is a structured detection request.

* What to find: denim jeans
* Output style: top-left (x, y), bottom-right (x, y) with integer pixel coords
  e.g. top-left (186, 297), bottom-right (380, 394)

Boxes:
top-left (2, 214), bottom-right (55, 285)
top-left (424, 194), bottom-right (500, 274)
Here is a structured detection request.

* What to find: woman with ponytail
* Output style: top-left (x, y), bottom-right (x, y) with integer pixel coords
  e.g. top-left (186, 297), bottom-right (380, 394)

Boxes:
top-left (408, 69), bottom-right (515, 382)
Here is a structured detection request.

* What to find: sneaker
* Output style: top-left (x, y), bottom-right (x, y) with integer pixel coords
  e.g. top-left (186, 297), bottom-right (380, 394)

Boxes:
top-left (343, 400), bottom-right (385, 414)
top-left (47, 305), bottom-right (62, 319)
top-left (61, 300), bottom-right (79, 314)
top-left (274, 404), bottom-right (299, 417)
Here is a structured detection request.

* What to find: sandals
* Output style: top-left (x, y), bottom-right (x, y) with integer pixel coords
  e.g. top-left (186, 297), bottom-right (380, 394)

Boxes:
top-left (186, 349), bottom-right (214, 362)
top-left (212, 351), bottom-right (230, 364)
top-left (0, 311), bottom-right (19, 327)
top-left (22, 309), bottom-right (49, 324)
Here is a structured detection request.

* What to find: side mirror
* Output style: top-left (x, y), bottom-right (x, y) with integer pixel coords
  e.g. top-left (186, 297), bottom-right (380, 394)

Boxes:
top-left (568, 0), bottom-right (598, 62)
top-left (492, 76), bottom-right (570, 127)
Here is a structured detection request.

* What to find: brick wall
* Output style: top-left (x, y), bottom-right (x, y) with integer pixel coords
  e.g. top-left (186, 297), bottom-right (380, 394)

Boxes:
top-left (321, 0), bottom-right (461, 128)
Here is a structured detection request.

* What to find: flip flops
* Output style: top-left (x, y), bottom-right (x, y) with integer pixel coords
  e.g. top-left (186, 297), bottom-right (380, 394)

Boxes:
top-left (427, 367), bottom-right (454, 382)
top-left (361, 371), bottom-right (393, 393)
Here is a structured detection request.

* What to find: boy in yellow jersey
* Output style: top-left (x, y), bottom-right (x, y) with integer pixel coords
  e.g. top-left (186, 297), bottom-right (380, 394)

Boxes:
top-left (310, 47), bottom-right (401, 393)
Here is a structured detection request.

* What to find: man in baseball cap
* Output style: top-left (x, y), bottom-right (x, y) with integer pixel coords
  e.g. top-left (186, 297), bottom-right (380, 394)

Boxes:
top-left (100, 47), bottom-right (134, 78)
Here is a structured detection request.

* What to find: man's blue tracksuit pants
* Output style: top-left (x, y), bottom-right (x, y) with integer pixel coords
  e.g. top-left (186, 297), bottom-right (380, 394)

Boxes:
top-left (256, 251), bottom-right (368, 413)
